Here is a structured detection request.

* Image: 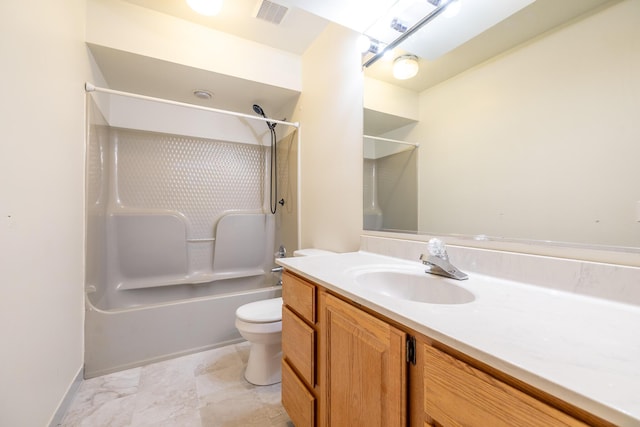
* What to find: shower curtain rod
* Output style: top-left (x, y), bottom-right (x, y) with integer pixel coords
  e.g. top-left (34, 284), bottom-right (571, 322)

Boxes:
top-left (84, 82), bottom-right (300, 129)
top-left (364, 134), bottom-right (419, 147)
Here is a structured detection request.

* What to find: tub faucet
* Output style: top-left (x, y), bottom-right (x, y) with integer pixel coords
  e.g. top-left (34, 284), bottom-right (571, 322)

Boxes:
top-left (419, 238), bottom-right (468, 280)
top-left (272, 245), bottom-right (286, 285)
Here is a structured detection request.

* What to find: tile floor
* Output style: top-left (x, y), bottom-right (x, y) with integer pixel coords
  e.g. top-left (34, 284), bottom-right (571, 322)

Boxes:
top-left (60, 341), bottom-right (293, 427)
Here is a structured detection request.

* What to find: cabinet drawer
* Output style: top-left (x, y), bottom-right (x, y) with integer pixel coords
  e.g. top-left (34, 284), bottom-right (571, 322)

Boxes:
top-left (282, 271), bottom-right (315, 323)
top-left (423, 345), bottom-right (587, 427)
top-left (282, 305), bottom-right (315, 386)
top-left (282, 359), bottom-right (315, 427)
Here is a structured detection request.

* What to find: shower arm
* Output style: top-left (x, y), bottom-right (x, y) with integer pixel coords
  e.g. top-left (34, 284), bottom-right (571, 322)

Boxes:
top-left (84, 82), bottom-right (300, 129)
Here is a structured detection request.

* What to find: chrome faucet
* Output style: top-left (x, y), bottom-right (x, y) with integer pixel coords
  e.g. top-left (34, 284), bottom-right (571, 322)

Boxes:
top-left (272, 245), bottom-right (286, 285)
top-left (275, 245), bottom-right (286, 259)
top-left (420, 238), bottom-right (468, 280)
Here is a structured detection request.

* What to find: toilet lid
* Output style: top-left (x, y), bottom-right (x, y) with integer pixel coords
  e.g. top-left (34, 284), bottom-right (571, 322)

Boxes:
top-left (236, 297), bottom-right (283, 323)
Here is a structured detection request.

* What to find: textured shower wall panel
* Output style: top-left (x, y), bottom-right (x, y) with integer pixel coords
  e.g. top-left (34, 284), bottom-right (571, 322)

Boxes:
top-left (114, 129), bottom-right (265, 235)
top-left (111, 128), bottom-right (267, 278)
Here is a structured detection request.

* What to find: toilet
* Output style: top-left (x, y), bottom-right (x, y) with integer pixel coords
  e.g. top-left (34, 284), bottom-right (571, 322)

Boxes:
top-left (235, 248), bottom-right (335, 385)
top-left (235, 297), bottom-right (284, 385)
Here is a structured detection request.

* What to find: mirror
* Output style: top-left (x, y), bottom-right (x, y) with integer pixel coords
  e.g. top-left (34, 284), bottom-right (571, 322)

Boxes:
top-left (363, 0), bottom-right (640, 250)
top-left (363, 136), bottom-right (418, 232)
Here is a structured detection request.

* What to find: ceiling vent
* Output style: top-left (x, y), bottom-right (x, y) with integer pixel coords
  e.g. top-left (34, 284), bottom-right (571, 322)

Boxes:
top-left (254, 0), bottom-right (289, 25)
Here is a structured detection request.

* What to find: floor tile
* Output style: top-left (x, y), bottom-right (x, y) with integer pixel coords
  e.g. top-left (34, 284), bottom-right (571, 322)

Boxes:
top-left (61, 342), bottom-right (291, 427)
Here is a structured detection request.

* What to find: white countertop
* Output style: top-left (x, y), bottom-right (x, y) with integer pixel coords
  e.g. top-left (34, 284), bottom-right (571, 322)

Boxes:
top-left (277, 251), bottom-right (640, 426)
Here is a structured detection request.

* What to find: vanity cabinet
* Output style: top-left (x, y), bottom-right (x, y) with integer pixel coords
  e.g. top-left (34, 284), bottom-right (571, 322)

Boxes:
top-left (281, 270), bottom-right (611, 427)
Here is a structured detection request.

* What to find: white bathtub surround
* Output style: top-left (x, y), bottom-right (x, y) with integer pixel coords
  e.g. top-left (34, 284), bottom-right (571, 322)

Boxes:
top-left (60, 342), bottom-right (291, 426)
top-left (360, 235), bottom-right (640, 306)
top-left (84, 95), bottom-right (287, 377)
top-left (277, 250), bottom-right (640, 426)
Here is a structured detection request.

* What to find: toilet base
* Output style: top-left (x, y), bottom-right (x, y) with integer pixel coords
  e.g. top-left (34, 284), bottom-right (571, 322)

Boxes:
top-left (244, 341), bottom-right (282, 386)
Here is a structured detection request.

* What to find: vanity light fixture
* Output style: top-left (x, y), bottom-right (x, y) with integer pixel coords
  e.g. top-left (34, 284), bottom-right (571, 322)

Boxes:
top-left (393, 55), bottom-right (419, 80)
top-left (186, 0), bottom-right (223, 16)
top-left (390, 17), bottom-right (409, 33)
top-left (359, 36), bottom-right (392, 58)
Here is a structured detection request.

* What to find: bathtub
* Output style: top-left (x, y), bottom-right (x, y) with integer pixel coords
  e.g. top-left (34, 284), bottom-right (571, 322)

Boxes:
top-left (84, 279), bottom-right (281, 378)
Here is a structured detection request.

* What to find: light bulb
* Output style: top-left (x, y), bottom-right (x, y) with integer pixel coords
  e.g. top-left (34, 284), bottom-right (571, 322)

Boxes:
top-left (357, 35), bottom-right (372, 54)
top-left (393, 55), bottom-right (419, 80)
top-left (442, 0), bottom-right (461, 18)
top-left (186, 0), bottom-right (223, 16)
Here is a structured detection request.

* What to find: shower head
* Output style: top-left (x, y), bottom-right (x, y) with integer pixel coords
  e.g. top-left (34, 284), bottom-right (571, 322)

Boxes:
top-left (252, 104), bottom-right (275, 130)
top-left (253, 104), bottom-right (266, 118)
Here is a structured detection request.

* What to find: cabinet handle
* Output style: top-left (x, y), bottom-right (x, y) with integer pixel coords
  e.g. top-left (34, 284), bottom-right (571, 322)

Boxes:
top-left (406, 335), bottom-right (416, 365)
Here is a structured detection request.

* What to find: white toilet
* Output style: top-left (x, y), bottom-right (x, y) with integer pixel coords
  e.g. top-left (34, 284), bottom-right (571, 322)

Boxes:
top-left (235, 297), bottom-right (284, 385)
top-left (235, 248), bottom-right (335, 385)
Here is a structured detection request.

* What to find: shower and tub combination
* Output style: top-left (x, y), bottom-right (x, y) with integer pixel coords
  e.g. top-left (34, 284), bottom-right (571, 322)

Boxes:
top-left (84, 84), bottom-right (299, 378)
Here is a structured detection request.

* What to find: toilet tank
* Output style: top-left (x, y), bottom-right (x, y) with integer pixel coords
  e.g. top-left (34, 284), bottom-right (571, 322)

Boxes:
top-left (293, 249), bottom-right (335, 257)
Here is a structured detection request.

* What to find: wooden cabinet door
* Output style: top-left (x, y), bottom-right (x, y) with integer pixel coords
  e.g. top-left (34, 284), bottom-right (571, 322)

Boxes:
top-left (423, 344), bottom-right (588, 427)
top-left (320, 293), bottom-right (406, 427)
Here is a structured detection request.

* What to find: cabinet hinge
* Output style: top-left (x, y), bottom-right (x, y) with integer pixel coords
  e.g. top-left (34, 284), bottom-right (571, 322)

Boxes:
top-left (406, 335), bottom-right (416, 365)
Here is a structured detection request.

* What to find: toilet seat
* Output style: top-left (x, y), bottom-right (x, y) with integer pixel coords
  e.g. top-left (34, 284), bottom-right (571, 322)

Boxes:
top-left (236, 297), bottom-right (283, 323)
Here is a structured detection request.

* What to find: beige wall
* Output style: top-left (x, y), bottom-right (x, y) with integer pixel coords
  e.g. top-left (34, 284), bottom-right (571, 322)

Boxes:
top-left (363, 76), bottom-right (419, 121)
top-left (296, 24), bottom-right (363, 253)
top-left (0, 0), bottom-right (92, 425)
top-left (412, 0), bottom-right (640, 246)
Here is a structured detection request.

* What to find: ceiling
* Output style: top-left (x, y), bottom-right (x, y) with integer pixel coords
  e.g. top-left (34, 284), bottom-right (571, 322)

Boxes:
top-left (120, 0), bottom-right (614, 92)
top-left (122, 0), bottom-right (330, 55)
top-left (93, 0), bottom-right (615, 117)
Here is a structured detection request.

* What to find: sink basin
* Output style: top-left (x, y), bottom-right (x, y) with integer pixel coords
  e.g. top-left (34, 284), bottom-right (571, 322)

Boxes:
top-left (352, 268), bottom-right (475, 305)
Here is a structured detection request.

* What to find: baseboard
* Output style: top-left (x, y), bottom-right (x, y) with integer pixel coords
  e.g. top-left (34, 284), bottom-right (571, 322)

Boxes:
top-left (48, 365), bottom-right (84, 427)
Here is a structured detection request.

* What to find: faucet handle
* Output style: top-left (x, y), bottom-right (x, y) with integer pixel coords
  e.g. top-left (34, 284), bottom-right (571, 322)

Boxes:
top-left (427, 238), bottom-right (448, 261)
top-left (275, 245), bottom-right (286, 259)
